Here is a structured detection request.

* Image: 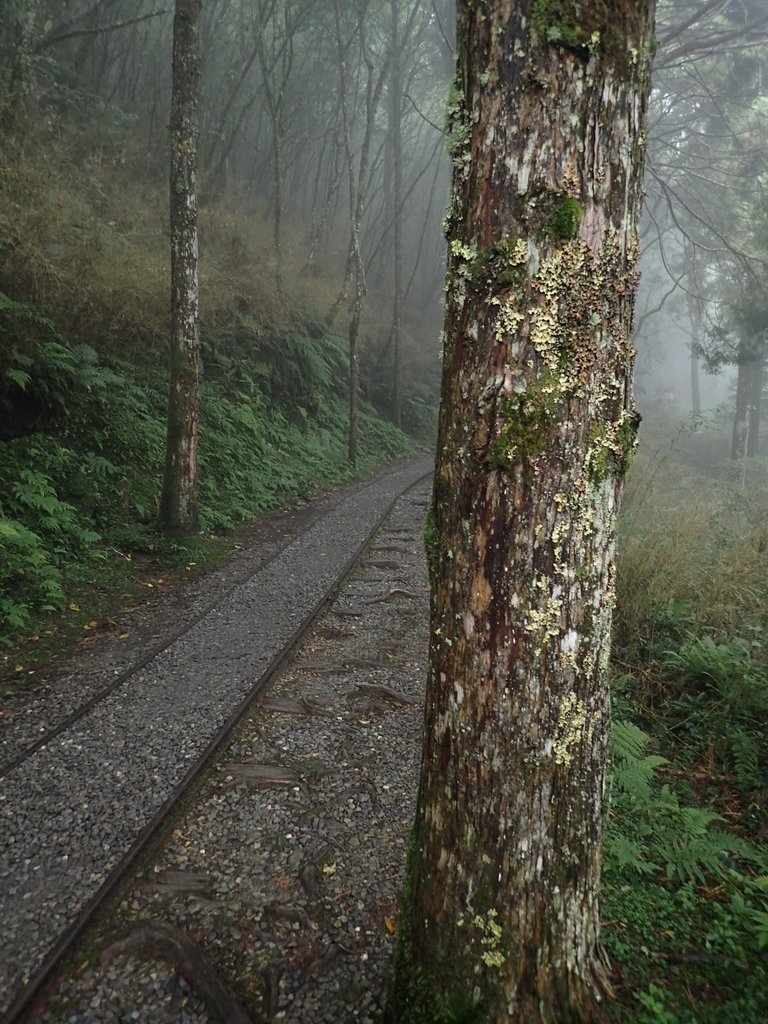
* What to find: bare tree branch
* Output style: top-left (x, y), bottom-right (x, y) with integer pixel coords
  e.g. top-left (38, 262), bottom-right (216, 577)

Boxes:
top-left (35, 10), bottom-right (167, 53)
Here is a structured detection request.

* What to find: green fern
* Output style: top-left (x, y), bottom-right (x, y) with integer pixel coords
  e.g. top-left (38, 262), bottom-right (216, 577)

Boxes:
top-left (612, 754), bottom-right (670, 801)
top-left (612, 719), bottom-right (649, 763)
top-left (612, 719), bottom-right (669, 800)
top-left (730, 727), bottom-right (761, 787)
top-left (663, 633), bottom-right (755, 693)
top-left (662, 632), bottom-right (768, 791)
top-left (607, 717), bottom-right (763, 884)
top-left (603, 826), bottom-right (660, 875)
top-left (0, 510), bottom-right (65, 643)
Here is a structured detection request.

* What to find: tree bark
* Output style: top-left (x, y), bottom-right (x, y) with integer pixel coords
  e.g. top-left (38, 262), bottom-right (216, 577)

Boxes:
top-left (689, 300), bottom-right (702, 420)
top-left (732, 356), bottom-right (750, 461)
top-left (331, 0), bottom-right (390, 463)
top-left (730, 334), bottom-right (763, 461)
top-left (390, 0), bottom-right (403, 428)
top-left (746, 352), bottom-right (764, 458)
top-left (390, 2), bottom-right (655, 1022)
top-left (1, 0), bottom-right (39, 132)
top-left (271, 108), bottom-right (285, 295)
top-left (159, 0), bottom-right (202, 536)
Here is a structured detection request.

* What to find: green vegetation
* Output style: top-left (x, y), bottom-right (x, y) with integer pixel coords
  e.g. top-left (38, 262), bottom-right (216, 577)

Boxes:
top-left (445, 77), bottom-right (471, 162)
top-left (605, 414), bottom-right (768, 1022)
top-left (587, 411), bottom-right (640, 483)
top-left (531, 0), bottom-right (582, 47)
top-left (530, 0), bottom-right (650, 76)
top-left (486, 371), bottom-right (561, 472)
top-left (531, 0), bottom-right (598, 52)
top-left (0, 144), bottom-right (421, 664)
top-left (540, 193), bottom-right (584, 242)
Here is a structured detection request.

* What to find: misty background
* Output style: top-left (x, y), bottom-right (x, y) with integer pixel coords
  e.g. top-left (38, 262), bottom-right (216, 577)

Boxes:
top-left (3, 1), bottom-right (766, 454)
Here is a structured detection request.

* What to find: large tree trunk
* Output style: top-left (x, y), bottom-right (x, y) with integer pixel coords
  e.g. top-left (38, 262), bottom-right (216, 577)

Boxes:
top-left (390, 2), bottom-right (655, 1022)
top-left (159, 0), bottom-right (202, 536)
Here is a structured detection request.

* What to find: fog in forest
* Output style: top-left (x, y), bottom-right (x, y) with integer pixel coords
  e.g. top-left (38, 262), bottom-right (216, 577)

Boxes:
top-left (2, 1), bottom-right (768, 1021)
top-left (2, 1), bottom-right (766, 462)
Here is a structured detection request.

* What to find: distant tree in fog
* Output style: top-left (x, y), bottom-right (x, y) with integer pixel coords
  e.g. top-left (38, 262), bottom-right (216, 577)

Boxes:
top-left (634, 0), bottom-right (768, 431)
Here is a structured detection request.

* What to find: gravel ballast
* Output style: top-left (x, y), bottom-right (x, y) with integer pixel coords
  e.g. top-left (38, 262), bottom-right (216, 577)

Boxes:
top-left (0, 458), bottom-right (432, 1021)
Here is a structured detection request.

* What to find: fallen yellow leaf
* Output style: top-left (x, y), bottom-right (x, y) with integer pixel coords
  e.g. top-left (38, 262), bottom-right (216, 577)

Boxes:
top-left (384, 917), bottom-right (398, 935)
top-left (69, 603), bottom-right (80, 612)
top-left (322, 863), bottom-right (337, 876)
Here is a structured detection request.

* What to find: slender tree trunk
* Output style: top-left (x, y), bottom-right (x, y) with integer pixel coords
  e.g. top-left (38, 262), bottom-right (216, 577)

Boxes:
top-left (746, 353), bottom-right (764, 458)
top-left (272, 110), bottom-right (285, 295)
top-left (2, 0), bottom-right (39, 132)
top-left (331, 0), bottom-right (389, 461)
top-left (731, 337), bottom-right (757, 461)
top-left (390, 0), bottom-right (403, 428)
top-left (348, 273), bottom-right (362, 464)
top-left (160, 0), bottom-right (202, 536)
top-left (303, 128), bottom-right (343, 275)
top-left (203, 34), bottom-right (258, 176)
top-left (390, 2), bottom-right (655, 1022)
top-left (689, 307), bottom-right (702, 420)
top-left (333, 0), bottom-right (361, 462)
top-left (690, 346), bottom-right (701, 419)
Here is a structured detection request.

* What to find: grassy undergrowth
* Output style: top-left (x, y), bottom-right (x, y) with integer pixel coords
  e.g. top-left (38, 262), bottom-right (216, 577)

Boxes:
top-left (605, 410), bottom-right (768, 1022)
top-left (0, 142), bottom-right (425, 676)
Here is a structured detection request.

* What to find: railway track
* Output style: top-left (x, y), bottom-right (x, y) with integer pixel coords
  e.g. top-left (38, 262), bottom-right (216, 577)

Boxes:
top-left (0, 457), bottom-right (432, 1023)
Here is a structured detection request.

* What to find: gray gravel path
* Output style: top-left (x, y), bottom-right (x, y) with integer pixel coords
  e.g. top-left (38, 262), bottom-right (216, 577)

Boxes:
top-left (0, 458), bottom-right (432, 1021)
top-left (34, 477), bottom-right (432, 1024)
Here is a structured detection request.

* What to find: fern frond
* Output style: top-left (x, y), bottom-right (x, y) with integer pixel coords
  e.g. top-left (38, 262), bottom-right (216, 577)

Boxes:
top-left (612, 755), bottom-right (669, 801)
top-left (604, 828), bottom-right (660, 875)
top-left (612, 719), bottom-right (650, 763)
top-left (730, 727), bottom-right (761, 785)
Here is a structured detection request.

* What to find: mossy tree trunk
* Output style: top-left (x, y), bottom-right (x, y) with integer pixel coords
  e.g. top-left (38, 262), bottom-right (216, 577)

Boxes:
top-left (391, 2), bottom-right (655, 1022)
top-left (160, 0), bottom-right (202, 536)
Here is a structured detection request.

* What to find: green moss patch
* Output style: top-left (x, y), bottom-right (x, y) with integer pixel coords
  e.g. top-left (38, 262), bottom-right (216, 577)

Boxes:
top-left (487, 371), bottom-right (562, 472)
top-left (540, 194), bottom-right (584, 242)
